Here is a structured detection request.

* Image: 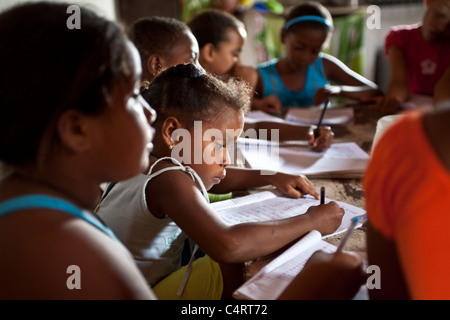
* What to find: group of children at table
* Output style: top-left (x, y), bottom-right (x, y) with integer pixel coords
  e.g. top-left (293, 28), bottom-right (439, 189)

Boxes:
top-left (0, 0), bottom-right (448, 300)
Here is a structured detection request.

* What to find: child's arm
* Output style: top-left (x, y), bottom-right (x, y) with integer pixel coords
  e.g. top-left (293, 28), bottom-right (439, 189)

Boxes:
top-left (251, 95), bottom-right (283, 116)
top-left (210, 167), bottom-right (319, 199)
top-left (243, 121), bottom-right (334, 151)
top-left (317, 53), bottom-right (382, 106)
top-left (146, 168), bottom-right (344, 264)
top-left (251, 70), bottom-right (283, 115)
top-left (375, 46), bottom-right (409, 113)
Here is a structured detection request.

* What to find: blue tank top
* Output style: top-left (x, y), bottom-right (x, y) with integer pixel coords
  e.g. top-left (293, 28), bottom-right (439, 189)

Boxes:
top-left (0, 195), bottom-right (119, 242)
top-left (257, 53), bottom-right (328, 107)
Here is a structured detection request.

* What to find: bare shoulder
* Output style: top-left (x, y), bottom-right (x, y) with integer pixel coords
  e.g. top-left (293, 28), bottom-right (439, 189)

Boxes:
top-left (0, 210), bottom-right (156, 299)
top-left (233, 64), bottom-right (258, 89)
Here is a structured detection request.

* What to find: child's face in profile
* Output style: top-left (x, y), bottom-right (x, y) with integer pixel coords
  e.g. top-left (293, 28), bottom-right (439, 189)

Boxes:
top-left (422, 0), bottom-right (450, 42)
top-left (206, 27), bottom-right (245, 76)
top-left (96, 44), bottom-right (156, 182)
top-left (162, 30), bottom-right (202, 71)
top-left (186, 107), bottom-right (244, 191)
top-left (282, 27), bottom-right (328, 69)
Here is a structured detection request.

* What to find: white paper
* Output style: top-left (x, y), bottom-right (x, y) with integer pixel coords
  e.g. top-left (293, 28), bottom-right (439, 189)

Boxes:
top-left (211, 190), bottom-right (367, 238)
top-left (285, 107), bottom-right (354, 126)
top-left (237, 138), bottom-right (369, 178)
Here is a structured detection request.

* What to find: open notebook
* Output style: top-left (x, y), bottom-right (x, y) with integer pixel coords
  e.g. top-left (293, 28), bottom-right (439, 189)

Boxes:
top-left (236, 138), bottom-right (370, 178)
top-left (232, 229), bottom-right (368, 300)
top-left (210, 190), bottom-right (366, 238)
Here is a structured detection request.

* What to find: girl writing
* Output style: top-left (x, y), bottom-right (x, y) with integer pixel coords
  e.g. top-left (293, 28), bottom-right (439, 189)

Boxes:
top-left (96, 63), bottom-right (345, 299)
top-left (255, 1), bottom-right (381, 109)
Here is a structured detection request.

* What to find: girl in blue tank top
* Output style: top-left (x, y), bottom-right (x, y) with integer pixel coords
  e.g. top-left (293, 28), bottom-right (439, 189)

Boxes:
top-left (0, 2), bottom-right (157, 299)
top-left (255, 2), bottom-right (381, 109)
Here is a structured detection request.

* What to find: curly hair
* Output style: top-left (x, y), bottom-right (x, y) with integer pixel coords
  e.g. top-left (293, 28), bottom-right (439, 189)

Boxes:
top-left (141, 63), bottom-right (250, 129)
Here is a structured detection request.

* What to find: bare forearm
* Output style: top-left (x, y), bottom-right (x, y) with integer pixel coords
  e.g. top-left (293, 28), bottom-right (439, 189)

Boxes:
top-left (243, 121), bottom-right (310, 141)
top-left (210, 214), bottom-right (317, 264)
top-left (335, 85), bottom-right (382, 101)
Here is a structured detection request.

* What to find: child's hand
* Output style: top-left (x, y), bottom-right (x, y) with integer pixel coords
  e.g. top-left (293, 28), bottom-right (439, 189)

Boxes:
top-left (279, 250), bottom-right (365, 300)
top-left (375, 95), bottom-right (402, 114)
top-left (313, 85), bottom-right (341, 106)
top-left (307, 125), bottom-right (334, 152)
top-left (252, 95), bottom-right (283, 116)
top-left (304, 201), bottom-right (344, 235)
top-left (269, 172), bottom-right (319, 199)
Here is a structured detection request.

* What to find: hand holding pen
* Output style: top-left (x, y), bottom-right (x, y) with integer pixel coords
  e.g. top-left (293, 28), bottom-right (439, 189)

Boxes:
top-left (308, 99), bottom-right (334, 152)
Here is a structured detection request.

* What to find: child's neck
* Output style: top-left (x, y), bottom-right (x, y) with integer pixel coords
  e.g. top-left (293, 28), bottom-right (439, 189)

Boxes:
top-left (1, 169), bottom-right (101, 211)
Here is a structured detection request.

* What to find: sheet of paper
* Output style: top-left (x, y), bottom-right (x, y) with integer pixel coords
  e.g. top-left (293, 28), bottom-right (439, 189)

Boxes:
top-left (245, 107), bottom-right (354, 127)
top-left (211, 190), bottom-right (367, 238)
top-left (245, 111), bottom-right (285, 123)
top-left (285, 106), bottom-right (354, 126)
top-left (237, 138), bottom-right (369, 178)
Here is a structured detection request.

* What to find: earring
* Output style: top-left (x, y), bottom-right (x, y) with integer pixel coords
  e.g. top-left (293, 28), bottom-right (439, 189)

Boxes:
top-left (169, 143), bottom-right (174, 150)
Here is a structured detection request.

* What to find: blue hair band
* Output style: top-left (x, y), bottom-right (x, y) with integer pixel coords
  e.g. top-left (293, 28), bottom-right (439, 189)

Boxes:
top-left (190, 67), bottom-right (204, 79)
top-left (284, 15), bottom-right (333, 30)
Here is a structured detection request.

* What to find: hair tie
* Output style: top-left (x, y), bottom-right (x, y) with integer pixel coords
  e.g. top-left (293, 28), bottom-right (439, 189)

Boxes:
top-left (284, 15), bottom-right (333, 30)
top-left (190, 67), bottom-right (204, 79)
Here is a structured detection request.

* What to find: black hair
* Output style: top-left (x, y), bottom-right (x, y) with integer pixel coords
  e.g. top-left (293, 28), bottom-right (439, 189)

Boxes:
top-left (0, 2), bottom-right (133, 168)
top-left (284, 1), bottom-right (333, 35)
top-left (128, 16), bottom-right (191, 72)
top-left (141, 63), bottom-right (250, 129)
top-left (187, 8), bottom-right (245, 49)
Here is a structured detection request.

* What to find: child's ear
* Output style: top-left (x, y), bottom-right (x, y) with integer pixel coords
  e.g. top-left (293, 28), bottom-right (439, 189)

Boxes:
top-left (161, 116), bottom-right (182, 148)
top-left (200, 43), bottom-right (217, 63)
top-left (147, 54), bottom-right (163, 77)
top-left (57, 110), bottom-right (92, 152)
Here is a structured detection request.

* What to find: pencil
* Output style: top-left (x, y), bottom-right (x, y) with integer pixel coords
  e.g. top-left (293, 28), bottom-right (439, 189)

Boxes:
top-left (320, 186), bottom-right (325, 205)
top-left (335, 217), bottom-right (359, 253)
top-left (314, 98), bottom-right (330, 138)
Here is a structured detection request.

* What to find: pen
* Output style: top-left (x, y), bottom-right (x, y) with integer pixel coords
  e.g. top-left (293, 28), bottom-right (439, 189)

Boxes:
top-left (320, 186), bottom-right (325, 205)
top-left (314, 98), bottom-right (330, 138)
top-left (335, 216), bottom-right (359, 253)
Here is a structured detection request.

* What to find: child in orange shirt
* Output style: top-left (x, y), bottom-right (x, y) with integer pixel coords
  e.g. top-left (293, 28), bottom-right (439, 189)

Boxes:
top-left (364, 68), bottom-right (450, 299)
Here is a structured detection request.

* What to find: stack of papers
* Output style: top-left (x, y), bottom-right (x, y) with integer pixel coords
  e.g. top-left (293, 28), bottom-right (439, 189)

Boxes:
top-left (237, 138), bottom-right (369, 178)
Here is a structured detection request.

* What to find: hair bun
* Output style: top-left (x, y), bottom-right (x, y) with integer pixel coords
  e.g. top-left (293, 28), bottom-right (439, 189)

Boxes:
top-left (163, 63), bottom-right (204, 79)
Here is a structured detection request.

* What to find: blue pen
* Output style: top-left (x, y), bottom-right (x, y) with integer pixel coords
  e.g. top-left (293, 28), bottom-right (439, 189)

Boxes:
top-left (335, 217), bottom-right (359, 253)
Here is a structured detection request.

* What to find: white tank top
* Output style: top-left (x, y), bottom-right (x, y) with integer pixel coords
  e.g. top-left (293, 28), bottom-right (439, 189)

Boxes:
top-left (97, 157), bottom-right (209, 291)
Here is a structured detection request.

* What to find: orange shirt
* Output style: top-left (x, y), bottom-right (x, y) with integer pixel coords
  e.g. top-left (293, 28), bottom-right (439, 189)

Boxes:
top-left (364, 111), bottom-right (450, 299)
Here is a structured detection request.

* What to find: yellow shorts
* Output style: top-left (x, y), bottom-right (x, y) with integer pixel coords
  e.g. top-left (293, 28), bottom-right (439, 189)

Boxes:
top-left (152, 255), bottom-right (223, 300)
